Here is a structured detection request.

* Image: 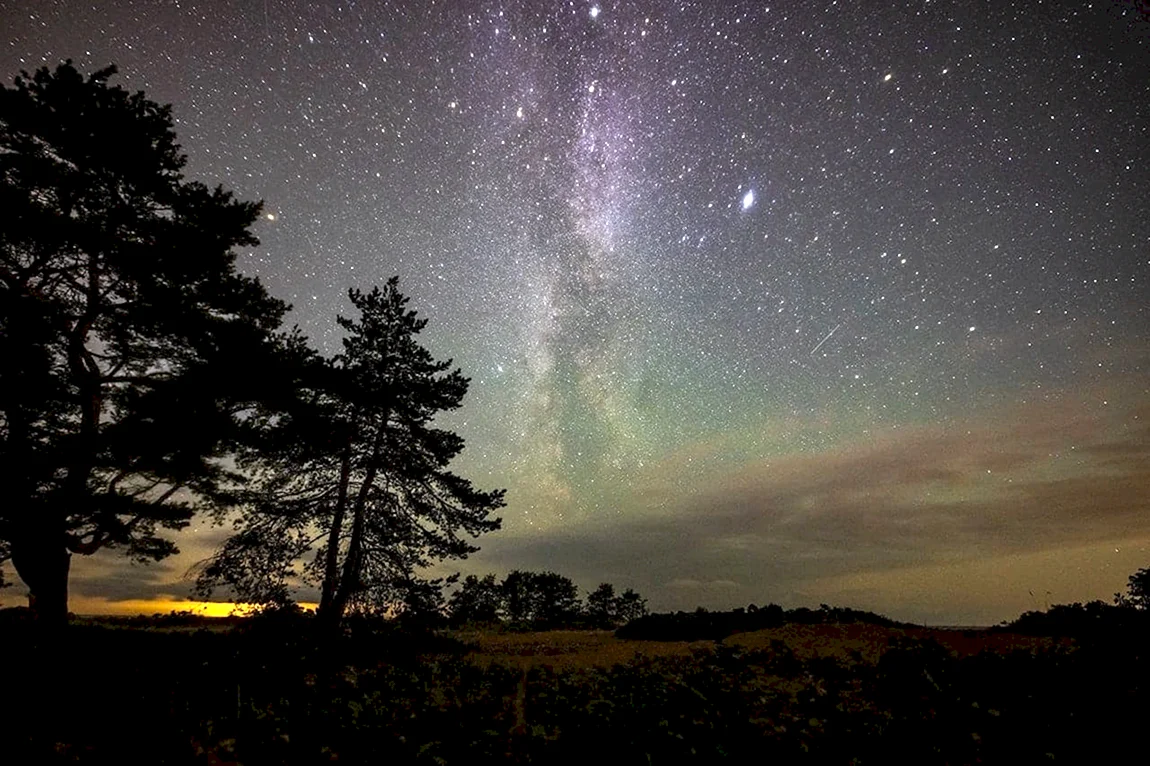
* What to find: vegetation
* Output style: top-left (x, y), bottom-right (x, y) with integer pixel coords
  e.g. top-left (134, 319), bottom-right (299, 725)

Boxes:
top-left (993, 571), bottom-right (1150, 640)
top-left (5, 58), bottom-right (1150, 763)
top-left (1115, 565), bottom-right (1150, 610)
top-left (3, 603), bottom-right (1147, 763)
top-left (585, 582), bottom-right (648, 628)
top-left (444, 570), bottom-right (647, 630)
top-left (0, 62), bottom-right (502, 632)
top-left (617, 602), bottom-right (909, 641)
top-left (0, 61), bottom-right (288, 625)
top-left (193, 280), bottom-right (504, 630)
top-left (995, 601), bottom-right (1150, 641)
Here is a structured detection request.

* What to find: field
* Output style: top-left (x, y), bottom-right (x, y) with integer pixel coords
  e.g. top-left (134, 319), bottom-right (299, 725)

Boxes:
top-left (459, 623), bottom-right (1066, 669)
top-left (1, 612), bottom-right (1143, 764)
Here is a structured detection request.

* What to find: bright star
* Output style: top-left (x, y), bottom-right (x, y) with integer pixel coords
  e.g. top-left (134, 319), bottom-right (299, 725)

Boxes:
top-left (590, 5), bottom-right (600, 19)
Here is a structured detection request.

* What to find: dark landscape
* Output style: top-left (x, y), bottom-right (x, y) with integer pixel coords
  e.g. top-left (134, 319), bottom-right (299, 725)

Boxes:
top-left (2, 2), bottom-right (1148, 763)
top-left (4, 594), bottom-right (1150, 764)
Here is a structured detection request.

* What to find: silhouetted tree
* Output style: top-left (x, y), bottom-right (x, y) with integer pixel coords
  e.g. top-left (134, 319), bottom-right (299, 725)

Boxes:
top-left (531, 571), bottom-right (580, 627)
top-left (585, 583), bottom-right (649, 628)
top-left (448, 574), bottom-right (503, 626)
top-left (500, 570), bottom-right (538, 624)
top-left (1116, 566), bottom-right (1150, 610)
top-left (0, 61), bottom-right (288, 625)
top-left (394, 574), bottom-right (454, 629)
top-left (195, 279), bottom-right (503, 630)
top-left (497, 570), bottom-right (579, 626)
top-left (615, 587), bottom-right (649, 625)
top-left (586, 583), bottom-right (618, 628)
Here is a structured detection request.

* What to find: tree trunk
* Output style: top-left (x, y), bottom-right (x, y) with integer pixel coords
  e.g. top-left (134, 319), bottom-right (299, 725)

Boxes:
top-left (317, 445), bottom-right (353, 629)
top-left (10, 521), bottom-right (71, 629)
top-left (321, 414), bottom-right (387, 630)
top-left (324, 465), bottom-right (374, 626)
top-left (325, 491), bottom-right (366, 627)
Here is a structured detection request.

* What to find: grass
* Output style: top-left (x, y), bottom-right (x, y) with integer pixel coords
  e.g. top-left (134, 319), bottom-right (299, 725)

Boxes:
top-left (0, 611), bottom-right (1141, 763)
top-left (456, 623), bottom-right (1067, 669)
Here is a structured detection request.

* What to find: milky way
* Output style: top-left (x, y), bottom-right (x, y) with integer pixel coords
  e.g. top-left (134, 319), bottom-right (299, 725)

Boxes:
top-left (2, 0), bottom-right (1148, 623)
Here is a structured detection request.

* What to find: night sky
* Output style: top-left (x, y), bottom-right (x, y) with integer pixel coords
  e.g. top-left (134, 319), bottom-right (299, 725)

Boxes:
top-left (2, 0), bottom-right (1148, 625)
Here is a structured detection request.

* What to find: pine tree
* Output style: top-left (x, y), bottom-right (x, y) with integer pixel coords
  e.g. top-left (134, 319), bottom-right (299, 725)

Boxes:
top-left (0, 61), bottom-right (288, 624)
top-left (196, 278), bottom-right (503, 629)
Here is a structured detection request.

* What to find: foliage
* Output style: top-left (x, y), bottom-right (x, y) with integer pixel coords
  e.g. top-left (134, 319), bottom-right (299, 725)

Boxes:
top-left (496, 570), bottom-right (581, 628)
top-left (995, 565), bottom-right (1150, 641)
top-left (1115, 565), bottom-right (1150, 610)
top-left (615, 587), bottom-right (649, 625)
top-left (499, 569), bottom-right (541, 624)
top-left (4, 614), bottom-right (1147, 763)
top-left (617, 603), bottom-right (908, 641)
top-left (0, 61), bottom-right (288, 622)
top-left (445, 571), bottom-right (649, 630)
top-left (195, 278), bottom-right (504, 627)
top-left (995, 599), bottom-right (1150, 639)
top-left (585, 583), bottom-right (617, 628)
top-left (447, 574), bottom-right (503, 626)
top-left (585, 583), bottom-right (649, 628)
top-left (393, 574), bottom-right (454, 629)
top-left (529, 571), bottom-right (582, 628)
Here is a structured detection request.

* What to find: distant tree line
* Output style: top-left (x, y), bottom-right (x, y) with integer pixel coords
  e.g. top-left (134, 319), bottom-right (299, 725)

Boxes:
top-left (443, 571), bottom-right (648, 629)
top-left (994, 599), bottom-right (1150, 639)
top-left (616, 602), bottom-right (912, 642)
top-left (993, 566), bottom-right (1150, 639)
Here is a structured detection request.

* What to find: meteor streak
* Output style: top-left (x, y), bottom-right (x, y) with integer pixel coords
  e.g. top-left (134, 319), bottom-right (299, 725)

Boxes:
top-left (809, 323), bottom-right (842, 355)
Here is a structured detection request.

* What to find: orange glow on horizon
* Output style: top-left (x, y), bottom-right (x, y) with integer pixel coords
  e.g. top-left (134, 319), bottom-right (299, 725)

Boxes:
top-left (62, 596), bottom-right (319, 617)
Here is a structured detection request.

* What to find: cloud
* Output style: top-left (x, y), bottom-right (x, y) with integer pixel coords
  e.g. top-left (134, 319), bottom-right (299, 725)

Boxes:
top-left (667, 578), bottom-right (739, 590)
top-left (65, 551), bottom-right (190, 603)
top-left (658, 396), bottom-right (1148, 558)
top-left (5, 385), bottom-right (1145, 626)
top-left (804, 537), bottom-right (1150, 626)
top-left (469, 393), bottom-right (1150, 622)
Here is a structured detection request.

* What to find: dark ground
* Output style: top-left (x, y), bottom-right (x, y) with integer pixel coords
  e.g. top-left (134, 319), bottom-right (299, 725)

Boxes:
top-left (2, 605), bottom-right (1147, 764)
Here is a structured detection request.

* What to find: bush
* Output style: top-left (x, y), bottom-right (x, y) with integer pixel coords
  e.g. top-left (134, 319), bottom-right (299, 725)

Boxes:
top-left (994, 600), bottom-right (1150, 639)
top-left (616, 603), bottom-right (908, 641)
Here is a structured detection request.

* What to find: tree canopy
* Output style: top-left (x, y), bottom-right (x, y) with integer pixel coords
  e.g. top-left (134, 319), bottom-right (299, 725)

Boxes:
top-left (445, 570), bottom-right (649, 630)
top-left (1115, 566), bottom-right (1150, 610)
top-left (0, 61), bottom-right (288, 624)
top-left (195, 278), bottom-right (504, 628)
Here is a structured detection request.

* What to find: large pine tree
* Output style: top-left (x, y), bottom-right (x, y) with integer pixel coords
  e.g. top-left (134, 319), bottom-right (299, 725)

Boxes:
top-left (0, 62), bottom-right (288, 624)
top-left (196, 278), bottom-right (503, 628)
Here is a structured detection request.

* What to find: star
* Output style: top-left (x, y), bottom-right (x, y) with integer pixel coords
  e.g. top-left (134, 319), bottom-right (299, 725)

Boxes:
top-left (3, 0), bottom-right (1145, 625)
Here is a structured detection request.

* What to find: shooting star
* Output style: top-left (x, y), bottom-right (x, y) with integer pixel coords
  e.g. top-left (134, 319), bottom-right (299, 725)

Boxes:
top-left (809, 323), bottom-right (842, 355)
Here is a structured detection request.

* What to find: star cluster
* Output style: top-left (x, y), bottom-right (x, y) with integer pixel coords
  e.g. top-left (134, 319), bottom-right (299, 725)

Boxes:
top-left (2, 0), bottom-right (1147, 624)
